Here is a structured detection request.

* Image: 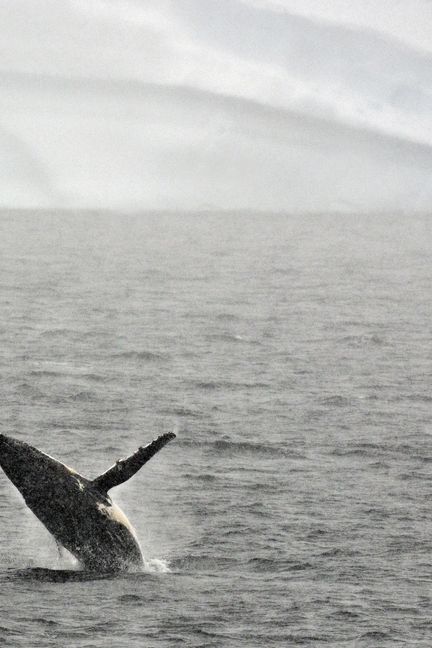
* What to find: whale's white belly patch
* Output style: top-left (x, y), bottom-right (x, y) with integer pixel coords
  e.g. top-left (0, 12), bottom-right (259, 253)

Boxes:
top-left (96, 501), bottom-right (139, 539)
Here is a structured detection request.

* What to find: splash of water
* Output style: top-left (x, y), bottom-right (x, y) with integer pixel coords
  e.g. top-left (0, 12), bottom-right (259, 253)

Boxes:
top-left (142, 557), bottom-right (171, 574)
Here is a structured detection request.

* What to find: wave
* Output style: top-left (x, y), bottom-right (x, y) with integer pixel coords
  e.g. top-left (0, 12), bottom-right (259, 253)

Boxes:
top-left (247, 557), bottom-right (313, 573)
top-left (305, 527), bottom-right (328, 539)
top-left (30, 369), bottom-right (110, 384)
top-left (328, 610), bottom-right (360, 620)
top-left (29, 370), bottom-right (64, 378)
top-left (25, 618), bottom-right (59, 627)
top-left (0, 624), bottom-right (21, 637)
top-left (113, 350), bottom-right (168, 362)
top-left (319, 547), bottom-right (360, 558)
top-left (160, 406), bottom-right (203, 418)
top-left (67, 390), bottom-right (96, 402)
top-left (320, 395), bottom-right (352, 407)
top-left (47, 420), bottom-right (105, 431)
top-left (392, 393), bottom-right (432, 403)
top-left (206, 333), bottom-right (261, 345)
top-left (330, 443), bottom-right (383, 457)
top-left (339, 334), bottom-right (386, 347)
top-left (193, 380), bottom-right (269, 390)
top-left (208, 438), bottom-right (294, 457)
top-left (118, 594), bottom-right (143, 604)
top-left (360, 631), bottom-right (389, 640)
top-left (39, 328), bottom-right (77, 339)
top-left (170, 554), bottom-right (236, 571)
top-left (176, 436), bottom-right (301, 459)
top-left (14, 382), bottom-right (46, 399)
top-left (195, 381), bottom-right (228, 390)
top-left (182, 473), bottom-right (218, 482)
top-left (215, 313), bottom-right (241, 322)
top-left (81, 372), bottom-right (111, 383)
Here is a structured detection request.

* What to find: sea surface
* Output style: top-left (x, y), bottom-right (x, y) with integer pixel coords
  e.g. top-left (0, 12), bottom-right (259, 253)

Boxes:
top-left (0, 210), bottom-right (431, 647)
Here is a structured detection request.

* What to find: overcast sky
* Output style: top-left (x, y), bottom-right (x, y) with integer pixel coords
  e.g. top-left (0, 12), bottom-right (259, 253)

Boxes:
top-left (1, 0), bottom-right (432, 212)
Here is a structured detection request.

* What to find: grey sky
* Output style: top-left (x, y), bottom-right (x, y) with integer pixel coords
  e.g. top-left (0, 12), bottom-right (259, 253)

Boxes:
top-left (1, 0), bottom-right (431, 211)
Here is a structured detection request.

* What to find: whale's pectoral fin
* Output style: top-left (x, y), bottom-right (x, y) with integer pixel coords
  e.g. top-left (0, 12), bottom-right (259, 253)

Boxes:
top-left (92, 432), bottom-right (176, 493)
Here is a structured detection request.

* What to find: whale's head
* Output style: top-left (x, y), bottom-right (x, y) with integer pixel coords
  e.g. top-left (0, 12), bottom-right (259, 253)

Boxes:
top-left (0, 433), bottom-right (80, 502)
top-left (0, 434), bottom-right (41, 491)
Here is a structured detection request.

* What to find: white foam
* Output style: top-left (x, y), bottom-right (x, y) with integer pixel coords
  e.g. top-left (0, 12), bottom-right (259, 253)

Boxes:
top-left (142, 557), bottom-right (171, 574)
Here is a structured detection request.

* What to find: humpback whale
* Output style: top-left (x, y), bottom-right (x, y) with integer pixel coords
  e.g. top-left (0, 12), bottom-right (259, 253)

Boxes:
top-left (0, 432), bottom-right (175, 571)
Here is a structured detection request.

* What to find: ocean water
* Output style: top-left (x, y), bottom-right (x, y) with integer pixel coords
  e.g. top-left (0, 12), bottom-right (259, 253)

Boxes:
top-left (0, 210), bottom-right (431, 647)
